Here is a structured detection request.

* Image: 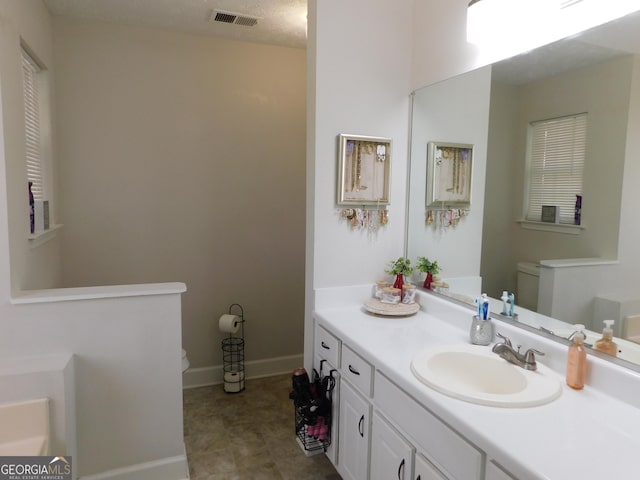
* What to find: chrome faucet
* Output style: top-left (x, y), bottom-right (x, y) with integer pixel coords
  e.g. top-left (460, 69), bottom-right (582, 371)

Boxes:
top-left (492, 333), bottom-right (544, 371)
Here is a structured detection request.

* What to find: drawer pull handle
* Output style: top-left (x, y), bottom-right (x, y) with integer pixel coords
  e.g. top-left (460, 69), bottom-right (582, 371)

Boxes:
top-left (348, 365), bottom-right (361, 375)
top-left (358, 414), bottom-right (364, 437)
top-left (321, 341), bottom-right (330, 350)
top-left (397, 459), bottom-right (405, 480)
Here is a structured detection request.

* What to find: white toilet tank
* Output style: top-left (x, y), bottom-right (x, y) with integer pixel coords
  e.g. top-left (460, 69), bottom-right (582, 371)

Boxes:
top-left (517, 262), bottom-right (540, 311)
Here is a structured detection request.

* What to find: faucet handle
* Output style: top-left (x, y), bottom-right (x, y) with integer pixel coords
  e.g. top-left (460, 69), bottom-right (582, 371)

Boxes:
top-left (495, 332), bottom-right (512, 347)
top-left (523, 348), bottom-right (545, 370)
top-left (526, 348), bottom-right (545, 357)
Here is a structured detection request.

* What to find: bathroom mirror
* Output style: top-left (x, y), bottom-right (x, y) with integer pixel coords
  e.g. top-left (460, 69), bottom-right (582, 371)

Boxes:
top-left (407, 10), bottom-right (640, 369)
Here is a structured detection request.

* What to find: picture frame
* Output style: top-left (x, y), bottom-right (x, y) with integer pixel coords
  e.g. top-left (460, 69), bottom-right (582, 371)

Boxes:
top-left (426, 141), bottom-right (473, 208)
top-left (337, 134), bottom-right (392, 206)
top-left (541, 205), bottom-right (560, 223)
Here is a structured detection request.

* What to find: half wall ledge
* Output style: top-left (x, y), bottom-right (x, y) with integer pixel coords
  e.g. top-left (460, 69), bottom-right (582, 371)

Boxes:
top-left (10, 282), bottom-right (187, 305)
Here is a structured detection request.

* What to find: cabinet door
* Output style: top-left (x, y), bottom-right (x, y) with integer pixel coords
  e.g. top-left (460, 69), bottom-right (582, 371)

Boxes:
top-left (314, 355), bottom-right (340, 467)
top-left (338, 379), bottom-right (371, 480)
top-left (415, 453), bottom-right (448, 480)
top-left (371, 412), bottom-right (414, 480)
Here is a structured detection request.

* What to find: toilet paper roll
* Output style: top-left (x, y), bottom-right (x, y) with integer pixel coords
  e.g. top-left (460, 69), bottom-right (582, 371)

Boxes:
top-left (224, 370), bottom-right (245, 393)
top-left (219, 314), bottom-right (240, 334)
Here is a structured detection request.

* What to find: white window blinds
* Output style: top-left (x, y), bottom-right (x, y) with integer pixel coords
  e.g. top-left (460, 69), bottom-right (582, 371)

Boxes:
top-left (22, 48), bottom-right (44, 200)
top-left (525, 113), bottom-right (586, 224)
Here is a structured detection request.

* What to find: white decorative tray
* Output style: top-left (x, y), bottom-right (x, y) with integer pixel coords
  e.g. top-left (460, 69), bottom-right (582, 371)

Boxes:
top-left (363, 298), bottom-right (420, 316)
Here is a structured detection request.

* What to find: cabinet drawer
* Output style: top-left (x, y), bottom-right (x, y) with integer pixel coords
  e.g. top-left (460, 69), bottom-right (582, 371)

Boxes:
top-left (341, 345), bottom-right (373, 397)
top-left (375, 372), bottom-right (483, 480)
top-left (315, 325), bottom-right (341, 367)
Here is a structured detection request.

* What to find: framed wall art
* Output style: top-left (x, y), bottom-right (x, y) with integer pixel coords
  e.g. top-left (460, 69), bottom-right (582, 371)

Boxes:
top-left (426, 141), bottom-right (473, 208)
top-left (337, 134), bottom-right (391, 206)
top-left (541, 205), bottom-right (560, 223)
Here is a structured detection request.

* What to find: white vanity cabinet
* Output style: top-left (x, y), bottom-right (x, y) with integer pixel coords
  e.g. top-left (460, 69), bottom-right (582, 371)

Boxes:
top-left (371, 411), bottom-right (414, 480)
top-left (338, 379), bottom-right (371, 480)
top-left (315, 319), bottom-right (486, 480)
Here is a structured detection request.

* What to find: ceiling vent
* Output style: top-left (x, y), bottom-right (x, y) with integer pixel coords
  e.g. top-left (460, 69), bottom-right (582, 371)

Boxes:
top-left (211, 10), bottom-right (260, 27)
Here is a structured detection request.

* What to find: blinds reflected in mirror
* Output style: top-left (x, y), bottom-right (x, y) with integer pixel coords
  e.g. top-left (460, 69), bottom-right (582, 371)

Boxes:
top-left (525, 113), bottom-right (587, 224)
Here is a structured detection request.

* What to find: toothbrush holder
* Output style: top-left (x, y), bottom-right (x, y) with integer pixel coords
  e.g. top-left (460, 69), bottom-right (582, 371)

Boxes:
top-left (470, 315), bottom-right (494, 346)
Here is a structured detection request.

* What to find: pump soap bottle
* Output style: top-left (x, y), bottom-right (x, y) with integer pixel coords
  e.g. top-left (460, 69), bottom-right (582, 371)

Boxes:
top-left (566, 324), bottom-right (587, 390)
top-left (594, 320), bottom-right (618, 356)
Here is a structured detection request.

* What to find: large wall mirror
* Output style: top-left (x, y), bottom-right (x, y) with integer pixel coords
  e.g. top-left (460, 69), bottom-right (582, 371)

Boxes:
top-left (407, 10), bottom-right (640, 370)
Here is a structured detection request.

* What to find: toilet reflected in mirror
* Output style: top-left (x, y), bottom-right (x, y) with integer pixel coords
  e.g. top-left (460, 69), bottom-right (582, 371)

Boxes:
top-left (516, 262), bottom-right (540, 312)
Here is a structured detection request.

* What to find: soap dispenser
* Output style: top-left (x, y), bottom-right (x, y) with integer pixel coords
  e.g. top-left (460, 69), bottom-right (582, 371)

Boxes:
top-left (566, 324), bottom-right (587, 390)
top-left (594, 320), bottom-right (618, 356)
top-left (500, 291), bottom-right (509, 316)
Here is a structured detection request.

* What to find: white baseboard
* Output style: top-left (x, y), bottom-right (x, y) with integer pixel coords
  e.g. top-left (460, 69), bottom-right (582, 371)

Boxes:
top-left (182, 354), bottom-right (303, 389)
top-left (79, 452), bottom-right (188, 480)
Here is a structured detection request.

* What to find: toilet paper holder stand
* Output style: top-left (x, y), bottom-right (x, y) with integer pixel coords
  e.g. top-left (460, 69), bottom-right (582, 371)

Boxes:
top-left (222, 303), bottom-right (246, 393)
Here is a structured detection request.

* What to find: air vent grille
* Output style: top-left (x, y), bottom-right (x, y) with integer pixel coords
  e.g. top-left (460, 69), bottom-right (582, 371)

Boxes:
top-left (214, 12), bottom-right (236, 24)
top-left (211, 10), bottom-right (260, 27)
top-left (234, 16), bottom-right (259, 27)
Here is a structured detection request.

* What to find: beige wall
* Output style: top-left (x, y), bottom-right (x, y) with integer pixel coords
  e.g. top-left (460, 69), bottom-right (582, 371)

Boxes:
top-left (53, 18), bottom-right (307, 370)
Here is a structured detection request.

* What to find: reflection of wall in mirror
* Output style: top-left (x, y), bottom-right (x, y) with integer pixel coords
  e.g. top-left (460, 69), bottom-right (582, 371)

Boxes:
top-left (481, 55), bottom-right (634, 303)
top-left (407, 66), bottom-right (491, 283)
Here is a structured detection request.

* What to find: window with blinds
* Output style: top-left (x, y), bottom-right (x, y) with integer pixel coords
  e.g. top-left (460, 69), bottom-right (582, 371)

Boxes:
top-left (22, 48), bottom-right (44, 200)
top-left (524, 113), bottom-right (586, 224)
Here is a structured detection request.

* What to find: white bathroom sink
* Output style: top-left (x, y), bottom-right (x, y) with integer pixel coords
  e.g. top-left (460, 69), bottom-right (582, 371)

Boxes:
top-left (411, 345), bottom-right (562, 407)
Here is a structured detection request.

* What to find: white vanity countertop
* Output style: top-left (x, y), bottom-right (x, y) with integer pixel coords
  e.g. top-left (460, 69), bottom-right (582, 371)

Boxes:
top-left (315, 289), bottom-right (640, 480)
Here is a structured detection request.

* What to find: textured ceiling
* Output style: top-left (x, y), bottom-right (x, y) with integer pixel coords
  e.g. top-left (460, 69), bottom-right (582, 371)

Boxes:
top-left (43, 0), bottom-right (308, 49)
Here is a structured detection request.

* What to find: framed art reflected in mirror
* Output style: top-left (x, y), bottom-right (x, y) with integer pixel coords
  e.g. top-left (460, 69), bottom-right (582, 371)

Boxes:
top-left (427, 142), bottom-right (473, 208)
top-left (337, 134), bottom-right (391, 206)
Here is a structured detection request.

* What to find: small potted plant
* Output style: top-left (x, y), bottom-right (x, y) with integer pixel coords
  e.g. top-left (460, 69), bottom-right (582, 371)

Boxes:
top-left (416, 256), bottom-right (440, 289)
top-left (385, 257), bottom-right (414, 292)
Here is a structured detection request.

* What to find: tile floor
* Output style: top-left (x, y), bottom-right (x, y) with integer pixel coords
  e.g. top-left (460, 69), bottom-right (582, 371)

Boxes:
top-left (183, 374), bottom-right (341, 480)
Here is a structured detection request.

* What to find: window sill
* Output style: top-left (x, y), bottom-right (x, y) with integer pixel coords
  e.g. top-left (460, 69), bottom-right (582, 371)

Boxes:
top-left (28, 224), bottom-right (63, 248)
top-left (516, 220), bottom-right (584, 235)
